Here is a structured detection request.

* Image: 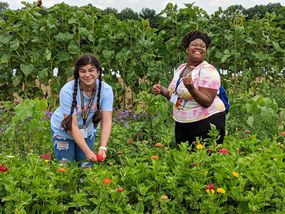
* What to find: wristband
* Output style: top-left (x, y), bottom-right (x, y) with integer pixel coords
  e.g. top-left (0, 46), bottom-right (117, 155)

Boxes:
top-left (160, 87), bottom-right (163, 94)
top-left (99, 146), bottom-right (107, 151)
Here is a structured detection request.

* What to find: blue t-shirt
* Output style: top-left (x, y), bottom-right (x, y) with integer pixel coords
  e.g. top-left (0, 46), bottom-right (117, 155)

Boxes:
top-left (51, 79), bottom-right (113, 139)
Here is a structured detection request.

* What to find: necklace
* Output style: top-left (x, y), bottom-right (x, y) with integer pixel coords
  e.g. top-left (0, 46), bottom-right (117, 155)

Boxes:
top-left (80, 82), bottom-right (95, 92)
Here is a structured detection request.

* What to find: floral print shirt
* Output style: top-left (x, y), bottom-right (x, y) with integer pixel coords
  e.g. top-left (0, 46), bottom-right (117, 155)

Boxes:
top-left (168, 61), bottom-right (225, 123)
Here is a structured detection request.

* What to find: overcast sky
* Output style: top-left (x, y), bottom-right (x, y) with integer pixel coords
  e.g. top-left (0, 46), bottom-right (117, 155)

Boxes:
top-left (6, 0), bottom-right (285, 14)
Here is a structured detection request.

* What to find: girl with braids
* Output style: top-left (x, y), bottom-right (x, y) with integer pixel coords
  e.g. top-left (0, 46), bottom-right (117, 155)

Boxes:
top-left (51, 53), bottom-right (113, 167)
top-left (152, 30), bottom-right (226, 147)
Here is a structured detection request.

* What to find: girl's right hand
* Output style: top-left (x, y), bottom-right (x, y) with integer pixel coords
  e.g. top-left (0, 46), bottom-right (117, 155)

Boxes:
top-left (86, 151), bottom-right (97, 162)
top-left (152, 83), bottom-right (161, 95)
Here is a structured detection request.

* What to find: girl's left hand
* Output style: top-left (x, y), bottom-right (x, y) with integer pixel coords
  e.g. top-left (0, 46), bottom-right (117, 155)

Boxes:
top-left (97, 149), bottom-right (107, 161)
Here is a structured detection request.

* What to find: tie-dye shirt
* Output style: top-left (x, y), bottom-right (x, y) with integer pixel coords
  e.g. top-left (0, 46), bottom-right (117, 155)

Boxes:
top-left (168, 61), bottom-right (225, 123)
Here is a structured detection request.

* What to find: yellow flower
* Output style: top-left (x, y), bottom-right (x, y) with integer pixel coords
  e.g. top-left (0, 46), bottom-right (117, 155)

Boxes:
top-left (206, 189), bottom-right (215, 195)
top-left (232, 171), bottom-right (239, 178)
top-left (217, 188), bottom-right (226, 194)
top-left (196, 143), bottom-right (204, 150)
top-left (160, 194), bottom-right (168, 201)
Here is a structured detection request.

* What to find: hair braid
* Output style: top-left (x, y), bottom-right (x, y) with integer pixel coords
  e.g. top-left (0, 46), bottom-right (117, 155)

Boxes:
top-left (92, 70), bottom-right (102, 128)
top-left (61, 77), bottom-right (78, 131)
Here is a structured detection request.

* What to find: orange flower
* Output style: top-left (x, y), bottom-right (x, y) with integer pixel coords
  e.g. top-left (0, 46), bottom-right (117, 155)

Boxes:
top-left (151, 155), bottom-right (160, 160)
top-left (279, 132), bottom-right (285, 137)
top-left (56, 168), bottom-right (67, 173)
top-left (102, 178), bottom-right (112, 185)
top-left (127, 138), bottom-right (133, 144)
top-left (154, 143), bottom-right (164, 148)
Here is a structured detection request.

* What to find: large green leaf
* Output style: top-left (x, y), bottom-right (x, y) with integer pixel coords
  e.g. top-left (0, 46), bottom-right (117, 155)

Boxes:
top-left (54, 32), bottom-right (74, 42)
top-left (20, 64), bottom-right (34, 77)
top-left (12, 76), bottom-right (22, 87)
top-left (68, 43), bottom-right (80, 55)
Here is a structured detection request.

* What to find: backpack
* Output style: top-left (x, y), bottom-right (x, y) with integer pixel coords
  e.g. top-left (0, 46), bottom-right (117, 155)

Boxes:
top-left (218, 85), bottom-right (230, 114)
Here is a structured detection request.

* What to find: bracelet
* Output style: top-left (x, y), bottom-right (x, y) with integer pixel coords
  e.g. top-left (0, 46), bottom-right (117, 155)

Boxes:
top-left (160, 86), bottom-right (163, 94)
top-left (99, 146), bottom-right (107, 151)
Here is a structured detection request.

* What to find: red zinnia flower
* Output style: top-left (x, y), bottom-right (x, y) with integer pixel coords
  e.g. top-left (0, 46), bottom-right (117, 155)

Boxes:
top-left (205, 183), bottom-right (215, 190)
top-left (40, 153), bottom-right (51, 160)
top-left (0, 164), bottom-right (8, 172)
top-left (116, 187), bottom-right (125, 192)
top-left (219, 148), bottom-right (228, 154)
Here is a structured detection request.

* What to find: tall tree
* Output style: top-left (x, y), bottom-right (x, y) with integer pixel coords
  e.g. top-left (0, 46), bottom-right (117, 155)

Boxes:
top-left (139, 8), bottom-right (156, 19)
top-left (118, 7), bottom-right (139, 20)
top-left (102, 7), bottom-right (118, 17)
top-left (223, 5), bottom-right (246, 18)
top-left (0, 1), bottom-right (9, 13)
top-left (245, 3), bottom-right (283, 19)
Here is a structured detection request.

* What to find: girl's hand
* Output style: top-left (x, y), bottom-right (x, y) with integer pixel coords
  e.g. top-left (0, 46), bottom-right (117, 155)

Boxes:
top-left (86, 150), bottom-right (97, 162)
top-left (97, 149), bottom-right (107, 161)
top-left (152, 83), bottom-right (161, 95)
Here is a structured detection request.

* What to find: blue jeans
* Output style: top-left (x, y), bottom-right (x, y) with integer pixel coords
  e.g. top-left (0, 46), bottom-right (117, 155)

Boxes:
top-left (52, 132), bottom-right (96, 168)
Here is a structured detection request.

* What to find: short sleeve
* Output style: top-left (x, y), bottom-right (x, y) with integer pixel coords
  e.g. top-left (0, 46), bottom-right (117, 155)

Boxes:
top-left (198, 65), bottom-right (220, 90)
top-left (101, 85), bottom-right (114, 111)
top-left (59, 84), bottom-right (73, 115)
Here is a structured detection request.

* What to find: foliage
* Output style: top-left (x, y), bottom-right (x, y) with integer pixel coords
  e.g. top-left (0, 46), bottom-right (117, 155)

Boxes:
top-left (1, 98), bottom-right (51, 156)
top-left (1, 2), bottom-right (285, 211)
top-left (1, 2), bottom-right (285, 103)
top-left (0, 1), bottom-right (8, 14)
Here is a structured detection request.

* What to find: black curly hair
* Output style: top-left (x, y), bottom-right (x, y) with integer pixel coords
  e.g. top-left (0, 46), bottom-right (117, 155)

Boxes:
top-left (61, 53), bottom-right (103, 131)
top-left (182, 30), bottom-right (211, 50)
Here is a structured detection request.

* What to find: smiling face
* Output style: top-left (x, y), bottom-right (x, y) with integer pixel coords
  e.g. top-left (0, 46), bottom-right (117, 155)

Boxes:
top-left (187, 38), bottom-right (207, 65)
top-left (78, 64), bottom-right (99, 89)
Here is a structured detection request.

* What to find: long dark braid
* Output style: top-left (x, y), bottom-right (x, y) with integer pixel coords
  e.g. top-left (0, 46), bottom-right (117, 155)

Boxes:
top-left (92, 69), bottom-right (102, 128)
top-left (61, 76), bottom-right (79, 131)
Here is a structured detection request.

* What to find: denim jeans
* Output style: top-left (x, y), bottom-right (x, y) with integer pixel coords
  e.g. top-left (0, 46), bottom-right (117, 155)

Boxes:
top-left (52, 132), bottom-right (96, 168)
